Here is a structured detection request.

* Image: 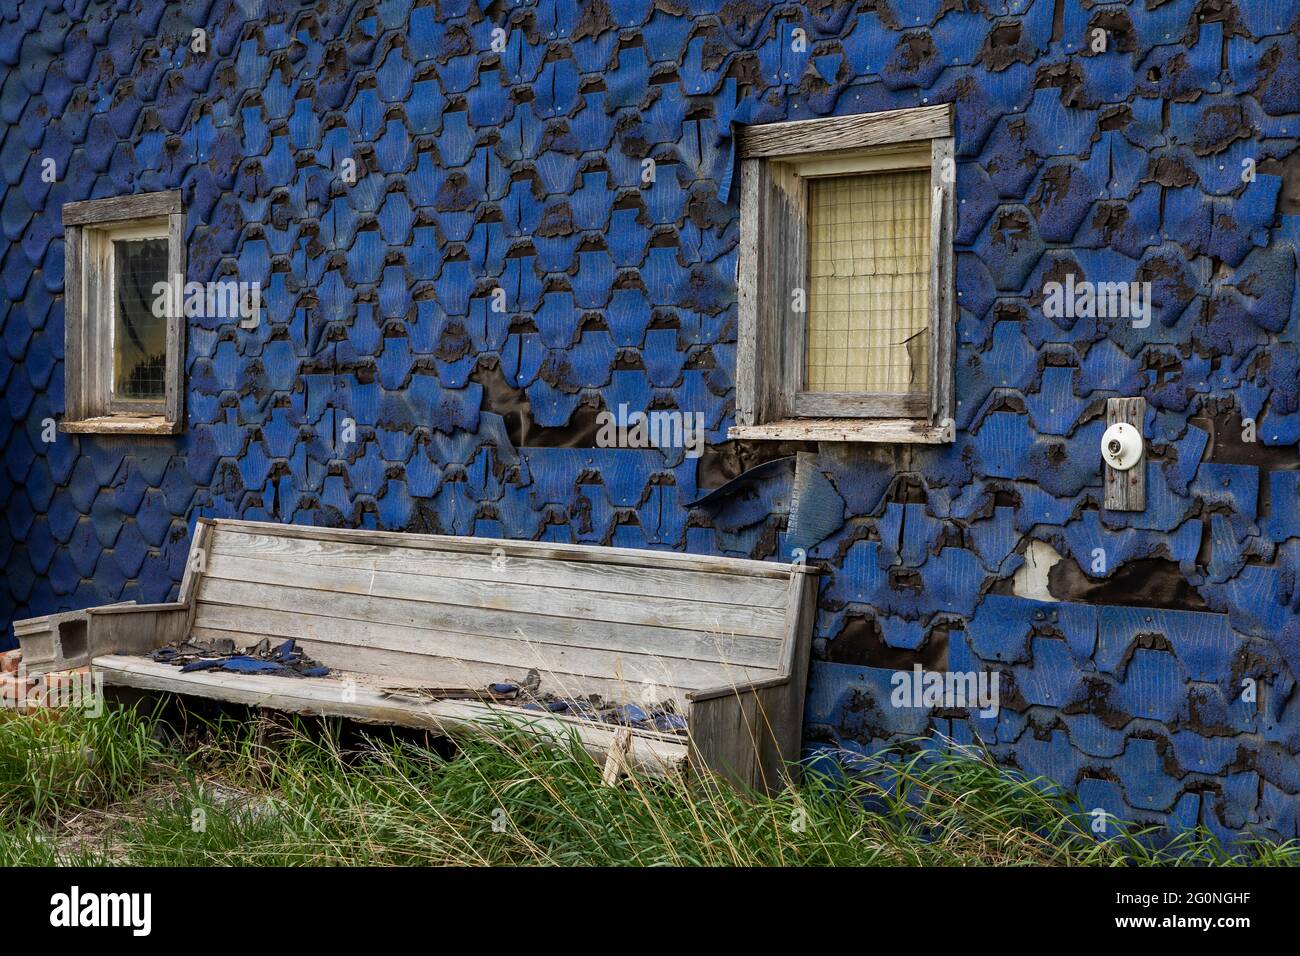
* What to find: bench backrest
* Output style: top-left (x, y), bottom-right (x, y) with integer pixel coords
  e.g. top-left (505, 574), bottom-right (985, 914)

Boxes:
top-left (188, 520), bottom-right (807, 707)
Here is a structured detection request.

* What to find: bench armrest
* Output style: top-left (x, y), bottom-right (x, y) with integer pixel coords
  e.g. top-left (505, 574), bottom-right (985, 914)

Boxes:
top-left (85, 603), bottom-right (190, 662)
top-left (87, 602), bottom-right (187, 615)
top-left (686, 675), bottom-right (789, 703)
top-left (687, 674), bottom-right (803, 793)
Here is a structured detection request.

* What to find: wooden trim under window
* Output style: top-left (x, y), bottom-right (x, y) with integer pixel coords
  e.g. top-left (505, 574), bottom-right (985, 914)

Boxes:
top-left (61, 416), bottom-right (182, 435)
top-left (730, 419), bottom-right (951, 444)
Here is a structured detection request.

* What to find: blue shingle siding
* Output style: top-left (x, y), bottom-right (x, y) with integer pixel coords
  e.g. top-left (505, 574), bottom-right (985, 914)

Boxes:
top-left (2, 0), bottom-right (1299, 842)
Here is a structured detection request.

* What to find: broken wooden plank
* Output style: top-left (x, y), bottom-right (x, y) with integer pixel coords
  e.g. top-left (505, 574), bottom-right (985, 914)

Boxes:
top-left (602, 728), bottom-right (634, 786)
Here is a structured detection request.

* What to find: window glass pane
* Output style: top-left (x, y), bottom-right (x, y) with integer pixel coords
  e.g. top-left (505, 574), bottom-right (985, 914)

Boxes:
top-left (112, 237), bottom-right (169, 401)
top-left (805, 169), bottom-right (930, 394)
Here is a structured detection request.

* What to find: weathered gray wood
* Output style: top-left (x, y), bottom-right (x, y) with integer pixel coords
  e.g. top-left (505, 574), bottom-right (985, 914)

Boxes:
top-left (602, 728), bottom-right (634, 785)
top-left (689, 687), bottom-right (764, 791)
top-left (64, 225), bottom-right (85, 422)
top-left (88, 602), bottom-right (187, 615)
top-left (686, 675), bottom-right (790, 702)
top-left (687, 569), bottom-right (818, 793)
top-left (729, 419), bottom-right (951, 443)
top-left (63, 190), bottom-right (182, 225)
top-left (87, 224), bottom-right (105, 417)
top-left (179, 518), bottom-right (214, 606)
top-left (792, 391), bottom-right (928, 419)
top-left (200, 551), bottom-right (789, 639)
top-left (190, 597), bottom-right (778, 693)
top-left (195, 576), bottom-right (785, 669)
top-left (181, 517), bottom-right (214, 638)
top-left (736, 157), bottom-right (804, 427)
top-left (187, 625), bottom-right (698, 707)
top-left (164, 210), bottom-right (186, 429)
top-left (87, 604), bottom-right (189, 658)
top-left (94, 655), bottom-right (691, 777)
top-left (1105, 397), bottom-right (1146, 511)
top-left (60, 416), bottom-right (181, 435)
top-left (771, 160), bottom-right (806, 414)
top-left (738, 158), bottom-right (795, 429)
top-left (739, 104), bottom-right (953, 159)
top-left (211, 519), bottom-right (791, 578)
top-left (929, 136), bottom-right (956, 435)
top-left (735, 159), bottom-right (764, 428)
top-left (209, 528), bottom-right (791, 608)
top-left (772, 570), bottom-right (818, 784)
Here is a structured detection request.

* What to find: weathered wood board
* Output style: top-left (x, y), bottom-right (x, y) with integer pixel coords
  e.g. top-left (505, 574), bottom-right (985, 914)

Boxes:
top-left (1104, 397), bottom-right (1146, 512)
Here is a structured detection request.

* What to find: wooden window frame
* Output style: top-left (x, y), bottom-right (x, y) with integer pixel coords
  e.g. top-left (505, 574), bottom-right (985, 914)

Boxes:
top-left (62, 191), bottom-right (186, 435)
top-left (731, 104), bottom-right (956, 444)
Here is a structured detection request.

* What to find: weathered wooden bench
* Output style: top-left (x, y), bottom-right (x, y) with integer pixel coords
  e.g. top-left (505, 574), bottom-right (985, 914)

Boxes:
top-left (15, 519), bottom-right (818, 792)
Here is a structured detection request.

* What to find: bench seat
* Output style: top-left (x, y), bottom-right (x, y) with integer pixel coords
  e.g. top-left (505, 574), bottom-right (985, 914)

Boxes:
top-left (93, 655), bottom-right (691, 775)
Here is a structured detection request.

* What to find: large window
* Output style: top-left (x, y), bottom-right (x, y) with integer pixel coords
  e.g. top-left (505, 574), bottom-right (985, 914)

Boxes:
top-left (732, 105), bottom-right (955, 443)
top-left (62, 191), bottom-right (185, 434)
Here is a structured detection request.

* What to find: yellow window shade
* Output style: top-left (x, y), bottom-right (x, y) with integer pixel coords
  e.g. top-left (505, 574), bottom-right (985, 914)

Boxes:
top-left (804, 168), bottom-right (930, 395)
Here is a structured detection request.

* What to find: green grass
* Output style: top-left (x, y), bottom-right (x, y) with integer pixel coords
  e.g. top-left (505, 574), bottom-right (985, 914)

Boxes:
top-left (0, 704), bottom-right (172, 823)
top-left (0, 704), bottom-right (1296, 866)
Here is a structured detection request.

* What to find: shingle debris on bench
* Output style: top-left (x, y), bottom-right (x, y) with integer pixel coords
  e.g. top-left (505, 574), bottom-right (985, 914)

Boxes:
top-left (149, 635), bottom-right (691, 735)
top-left (150, 636), bottom-right (331, 678)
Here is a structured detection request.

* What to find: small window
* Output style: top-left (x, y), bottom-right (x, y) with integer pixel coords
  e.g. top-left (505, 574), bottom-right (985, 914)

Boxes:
top-left (732, 105), bottom-right (955, 443)
top-left (62, 191), bottom-right (185, 434)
